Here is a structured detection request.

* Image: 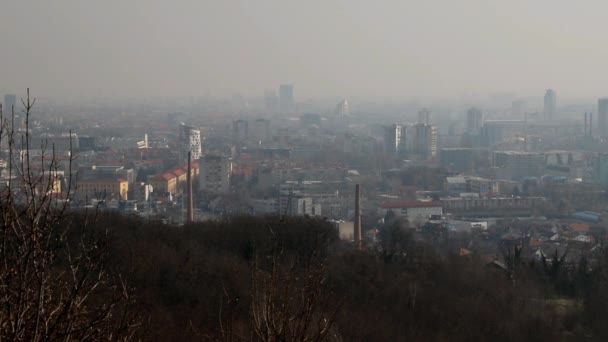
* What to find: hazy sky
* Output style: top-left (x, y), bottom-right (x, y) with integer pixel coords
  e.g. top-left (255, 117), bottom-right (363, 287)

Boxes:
top-left (2, 0), bottom-right (608, 101)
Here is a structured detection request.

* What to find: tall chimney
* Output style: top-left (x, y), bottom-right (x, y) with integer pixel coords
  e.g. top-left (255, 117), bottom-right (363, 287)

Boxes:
top-left (187, 151), bottom-right (194, 223)
top-left (584, 112), bottom-right (588, 137)
top-left (354, 184), bottom-right (362, 250)
top-left (590, 112), bottom-right (593, 137)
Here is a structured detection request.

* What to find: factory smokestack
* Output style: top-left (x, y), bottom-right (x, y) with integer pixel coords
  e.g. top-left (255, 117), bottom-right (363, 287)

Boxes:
top-left (354, 184), bottom-right (362, 250)
top-left (187, 151), bottom-right (194, 223)
top-left (584, 112), bottom-right (588, 137)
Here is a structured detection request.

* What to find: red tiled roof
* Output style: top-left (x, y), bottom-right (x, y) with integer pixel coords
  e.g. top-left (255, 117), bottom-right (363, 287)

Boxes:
top-left (381, 201), bottom-right (442, 209)
top-left (152, 173), bottom-right (175, 181)
top-left (571, 223), bottom-right (590, 232)
top-left (172, 168), bottom-right (186, 176)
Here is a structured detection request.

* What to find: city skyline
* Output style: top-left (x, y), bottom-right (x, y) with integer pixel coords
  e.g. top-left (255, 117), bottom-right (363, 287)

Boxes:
top-left (3, 1), bottom-right (608, 100)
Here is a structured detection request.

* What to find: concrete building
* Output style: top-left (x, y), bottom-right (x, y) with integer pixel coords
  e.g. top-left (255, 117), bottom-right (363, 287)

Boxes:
top-left (279, 84), bottom-right (294, 112)
top-left (440, 148), bottom-right (474, 173)
top-left (253, 198), bottom-right (279, 215)
top-left (512, 100), bottom-right (526, 117)
top-left (286, 196), bottom-right (321, 217)
top-left (264, 89), bottom-right (278, 112)
top-left (598, 98), bottom-right (608, 137)
top-left (32, 133), bottom-right (79, 152)
top-left (444, 176), bottom-right (496, 197)
top-left (480, 120), bottom-right (525, 147)
top-left (150, 173), bottom-right (177, 195)
top-left (178, 123), bottom-right (202, 164)
top-left (466, 107), bottom-right (483, 134)
top-left (78, 165), bottom-right (135, 184)
top-left (413, 124), bottom-right (438, 159)
top-left (336, 99), bottom-right (350, 116)
top-left (493, 151), bottom-right (545, 179)
top-left (136, 134), bottom-right (149, 149)
top-left (418, 108), bottom-right (431, 125)
top-left (200, 155), bottom-right (232, 194)
top-left (76, 178), bottom-right (129, 201)
top-left (443, 197), bottom-right (545, 213)
top-left (149, 162), bottom-right (200, 196)
top-left (334, 221), bottom-right (355, 241)
top-left (444, 176), bottom-right (468, 195)
top-left (544, 89), bottom-right (557, 118)
top-left (3, 94), bottom-right (16, 113)
top-left (343, 133), bottom-right (377, 156)
top-left (593, 154), bottom-right (608, 186)
top-left (466, 176), bottom-right (496, 197)
top-left (251, 118), bottom-right (271, 141)
top-left (233, 119), bottom-right (249, 141)
top-left (380, 201), bottom-right (443, 223)
top-left (383, 124), bottom-right (403, 156)
top-left (0, 171), bottom-right (62, 195)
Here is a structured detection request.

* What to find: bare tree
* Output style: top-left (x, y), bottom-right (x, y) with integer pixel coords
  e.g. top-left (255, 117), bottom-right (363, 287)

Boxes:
top-left (0, 90), bottom-right (139, 341)
top-left (248, 222), bottom-right (341, 342)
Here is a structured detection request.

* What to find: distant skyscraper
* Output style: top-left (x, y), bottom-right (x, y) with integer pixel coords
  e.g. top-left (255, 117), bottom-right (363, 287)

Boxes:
top-left (336, 99), bottom-right (350, 116)
top-left (279, 84), bottom-right (294, 112)
top-left (466, 107), bottom-right (483, 134)
top-left (512, 100), bottom-right (526, 117)
top-left (178, 123), bottom-right (202, 164)
top-left (233, 119), bottom-right (249, 141)
top-left (3, 94), bottom-right (16, 114)
top-left (252, 118), bottom-right (271, 141)
top-left (543, 89), bottom-right (556, 118)
top-left (598, 98), bottom-right (608, 137)
top-left (417, 108), bottom-right (431, 125)
top-left (413, 124), bottom-right (438, 159)
top-left (264, 89), bottom-right (278, 112)
top-left (383, 124), bottom-right (403, 156)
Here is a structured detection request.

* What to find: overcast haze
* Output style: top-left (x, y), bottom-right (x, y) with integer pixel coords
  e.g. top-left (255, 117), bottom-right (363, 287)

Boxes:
top-left (2, 0), bottom-right (608, 101)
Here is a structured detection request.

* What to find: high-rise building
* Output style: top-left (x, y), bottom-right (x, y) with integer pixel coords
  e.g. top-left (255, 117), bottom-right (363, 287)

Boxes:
top-left (279, 84), bottom-right (294, 112)
top-left (264, 89), bottom-right (278, 112)
top-left (233, 119), bottom-right (249, 141)
top-left (3, 94), bottom-right (16, 113)
top-left (418, 108), bottom-right (431, 125)
top-left (466, 107), bottom-right (483, 134)
top-left (336, 99), bottom-right (350, 116)
top-left (413, 124), bottom-right (438, 159)
top-left (178, 123), bottom-right (202, 164)
top-left (543, 89), bottom-right (556, 118)
top-left (512, 100), bottom-right (526, 117)
top-left (383, 124), bottom-right (403, 156)
top-left (252, 118), bottom-right (271, 141)
top-left (598, 98), bottom-right (608, 137)
top-left (200, 155), bottom-right (232, 194)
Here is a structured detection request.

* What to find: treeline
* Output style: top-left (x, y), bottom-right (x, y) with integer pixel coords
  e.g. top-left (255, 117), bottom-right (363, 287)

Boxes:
top-left (5, 210), bottom-right (608, 340)
top-left (65, 214), bottom-right (607, 340)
